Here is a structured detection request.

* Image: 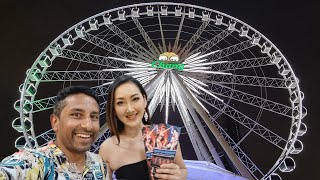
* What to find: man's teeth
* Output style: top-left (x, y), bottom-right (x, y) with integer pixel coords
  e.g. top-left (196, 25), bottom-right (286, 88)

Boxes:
top-left (76, 134), bottom-right (91, 138)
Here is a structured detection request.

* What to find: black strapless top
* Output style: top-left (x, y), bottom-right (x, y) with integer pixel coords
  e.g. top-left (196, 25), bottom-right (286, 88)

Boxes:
top-left (114, 160), bottom-right (150, 180)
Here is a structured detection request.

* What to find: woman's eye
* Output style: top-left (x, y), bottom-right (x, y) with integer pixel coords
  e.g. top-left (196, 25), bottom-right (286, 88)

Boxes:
top-left (133, 97), bottom-right (140, 101)
top-left (116, 101), bottom-right (124, 105)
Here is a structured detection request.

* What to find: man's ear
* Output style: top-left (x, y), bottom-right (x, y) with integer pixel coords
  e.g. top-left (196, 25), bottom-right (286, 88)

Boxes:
top-left (50, 114), bottom-right (59, 132)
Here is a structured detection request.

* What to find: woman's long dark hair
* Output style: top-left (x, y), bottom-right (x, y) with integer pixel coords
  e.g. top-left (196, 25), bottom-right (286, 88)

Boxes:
top-left (106, 75), bottom-right (151, 144)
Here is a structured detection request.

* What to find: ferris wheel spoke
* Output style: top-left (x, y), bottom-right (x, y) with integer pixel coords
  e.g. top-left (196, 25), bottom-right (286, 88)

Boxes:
top-left (99, 101), bottom-right (107, 115)
top-left (187, 27), bottom-right (234, 58)
top-left (212, 119), bottom-right (263, 178)
top-left (125, 71), bottom-right (157, 79)
top-left (171, 73), bottom-right (214, 161)
top-left (172, 9), bottom-right (185, 53)
top-left (105, 23), bottom-right (156, 60)
top-left (39, 70), bottom-right (124, 82)
top-left (148, 72), bottom-right (167, 115)
top-left (203, 74), bottom-right (287, 88)
top-left (91, 128), bottom-right (111, 153)
top-left (35, 129), bottom-right (55, 147)
top-left (174, 87), bottom-right (212, 161)
top-left (198, 96), bottom-right (287, 149)
top-left (207, 40), bottom-right (254, 62)
top-left (178, 21), bottom-right (210, 59)
top-left (206, 83), bottom-right (292, 117)
top-left (81, 32), bottom-right (150, 62)
top-left (156, 9), bottom-right (167, 52)
top-left (29, 96), bottom-right (55, 113)
top-left (131, 17), bottom-right (161, 56)
top-left (211, 56), bottom-right (273, 71)
top-left (57, 48), bottom-right (126, 68)
top-left (29, 84), bottom-right (110, 113)
top-left (27, 100), bottom-right (110, 117)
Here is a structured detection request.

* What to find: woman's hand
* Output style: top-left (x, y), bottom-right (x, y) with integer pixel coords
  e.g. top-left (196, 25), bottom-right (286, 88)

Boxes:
top-left (154, 163), bottom-right (186, 180)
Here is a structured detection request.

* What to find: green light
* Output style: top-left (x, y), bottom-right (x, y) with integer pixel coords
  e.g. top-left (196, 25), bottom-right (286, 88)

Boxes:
top-left (26, 83), bottom-right (37, 96)
top-left (39, 55), bottom-right (52, 67)
top-left (12, 117), bottom-right (32, 132)
top-left (151, 60), bottom-right (184, 71)
top-left (15, 136), bottom-right (26, 149)
top-left (14, 99), bottom-right (32, 113)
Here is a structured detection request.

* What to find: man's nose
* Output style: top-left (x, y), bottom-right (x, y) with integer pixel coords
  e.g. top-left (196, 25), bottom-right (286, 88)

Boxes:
top-left (81, 116), bottom-right (93, 131)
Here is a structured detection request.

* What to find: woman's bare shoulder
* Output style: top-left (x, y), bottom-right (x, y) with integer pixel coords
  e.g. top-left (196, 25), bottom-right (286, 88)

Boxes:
top-left (99, 136), bottom-right (118, 155)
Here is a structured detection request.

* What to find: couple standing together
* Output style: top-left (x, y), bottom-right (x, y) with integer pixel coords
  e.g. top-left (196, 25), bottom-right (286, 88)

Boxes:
top-left (0, 75), bottom-right (187, 180)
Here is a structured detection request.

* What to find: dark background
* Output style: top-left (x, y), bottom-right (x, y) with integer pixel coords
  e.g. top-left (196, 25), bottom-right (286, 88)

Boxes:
top-left (1, 0), bottom-right (319, 179)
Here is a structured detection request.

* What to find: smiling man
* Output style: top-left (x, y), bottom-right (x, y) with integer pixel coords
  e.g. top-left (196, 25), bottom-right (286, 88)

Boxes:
top-left (0, 86), bottom-right (108, 180)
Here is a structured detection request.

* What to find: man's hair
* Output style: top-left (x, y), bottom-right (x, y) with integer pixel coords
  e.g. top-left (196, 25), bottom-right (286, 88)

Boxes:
top-left (53, 86), bottom-right (100, 117)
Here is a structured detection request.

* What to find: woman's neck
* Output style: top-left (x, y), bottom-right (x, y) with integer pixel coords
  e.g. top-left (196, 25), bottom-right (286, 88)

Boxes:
top-left (122, 123), bottom-right (143, 139)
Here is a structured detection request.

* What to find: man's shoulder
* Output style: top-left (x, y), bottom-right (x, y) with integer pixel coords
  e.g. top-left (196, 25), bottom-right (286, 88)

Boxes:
top-left (3, 144), bottom-right (55, 159)
top-left (0, 147), bottom-right (50, 167)
top-left (87, 151), bottom-right (100, 158)
top-left (86, 151), bottom-right (105, 163)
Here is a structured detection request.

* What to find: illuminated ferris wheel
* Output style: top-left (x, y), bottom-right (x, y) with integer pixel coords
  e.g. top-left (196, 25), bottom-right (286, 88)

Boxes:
top-left (13, 2), bottom-right (307, 179)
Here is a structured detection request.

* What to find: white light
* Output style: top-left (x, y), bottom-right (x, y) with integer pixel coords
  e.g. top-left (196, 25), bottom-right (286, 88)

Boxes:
top-left (184, 50), bottom-right (220, 64)
top-left (184, 61), bottom-right (228, 67)
top-left (125, 70), bottom-right (155, 76)
top-left (108, 56), bottom-right (150, 66)
top-left (183, 69), bottom-right (232, 75)
top-left (138, 74), bottom-right (156, 84)
top-left (186, 58), bottom-right (208, 65)
top-left (179, 75), bottom-right (205, 90)
top-left (125, 64), bottom-right (149, 68)
top-left (184, 76), bottom-right (208, 87)
top-left (184, 67), bottom-right (211, 71)
top-left (185, 81), bottom-right (201, 94)
top-left (170, 84), bottom-right (176, 104)
top-left (102, 68), bottom-right (155, 71)
top-left (130, 71), bottom-right (157, 79)
top-left (185, 52), bottom-right (202, 61)
top-left (189, 90), bottom-right (210, 114)
top-left (197, 84), bottom-right (224, 102)
top-left (148, 75), bottom-right (166, 112)
top-left (102, 81), bottom-right (113, 86)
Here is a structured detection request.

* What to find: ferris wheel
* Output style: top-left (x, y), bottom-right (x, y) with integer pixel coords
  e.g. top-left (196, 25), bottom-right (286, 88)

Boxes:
top-left (13, 2), bottom-right (307, 180)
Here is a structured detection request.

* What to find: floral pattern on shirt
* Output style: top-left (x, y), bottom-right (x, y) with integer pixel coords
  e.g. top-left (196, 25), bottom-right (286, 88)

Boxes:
top-left (0, 142), bottom-right (108, 180)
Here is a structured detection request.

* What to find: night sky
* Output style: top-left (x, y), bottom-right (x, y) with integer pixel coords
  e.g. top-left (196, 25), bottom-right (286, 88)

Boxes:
top-left (1, 0), bottom-right (319, 179)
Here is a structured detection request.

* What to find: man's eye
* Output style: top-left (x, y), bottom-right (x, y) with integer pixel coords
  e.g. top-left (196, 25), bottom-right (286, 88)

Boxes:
top-left (71, 113), bottom-right (81, 118)
top-left (91, 115), bottom-right (99, 120)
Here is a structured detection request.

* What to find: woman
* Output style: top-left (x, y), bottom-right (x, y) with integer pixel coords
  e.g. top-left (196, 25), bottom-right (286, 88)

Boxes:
top-left (99, 75), bottom-right (187, 180)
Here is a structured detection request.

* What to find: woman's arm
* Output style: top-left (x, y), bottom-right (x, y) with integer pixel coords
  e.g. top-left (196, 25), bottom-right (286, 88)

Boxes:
top-left (99, 140), bottom-right (114, 180)
top-left (106, 163), bottom-right (113, 180)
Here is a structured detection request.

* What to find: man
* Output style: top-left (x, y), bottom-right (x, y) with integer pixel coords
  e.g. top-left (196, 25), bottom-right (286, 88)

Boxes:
top-left (0, 86), bottom-right (108, 179)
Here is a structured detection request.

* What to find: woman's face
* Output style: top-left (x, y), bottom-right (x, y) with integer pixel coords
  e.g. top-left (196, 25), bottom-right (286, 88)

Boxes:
top-left (114, 81), bottom-right (147, 129)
